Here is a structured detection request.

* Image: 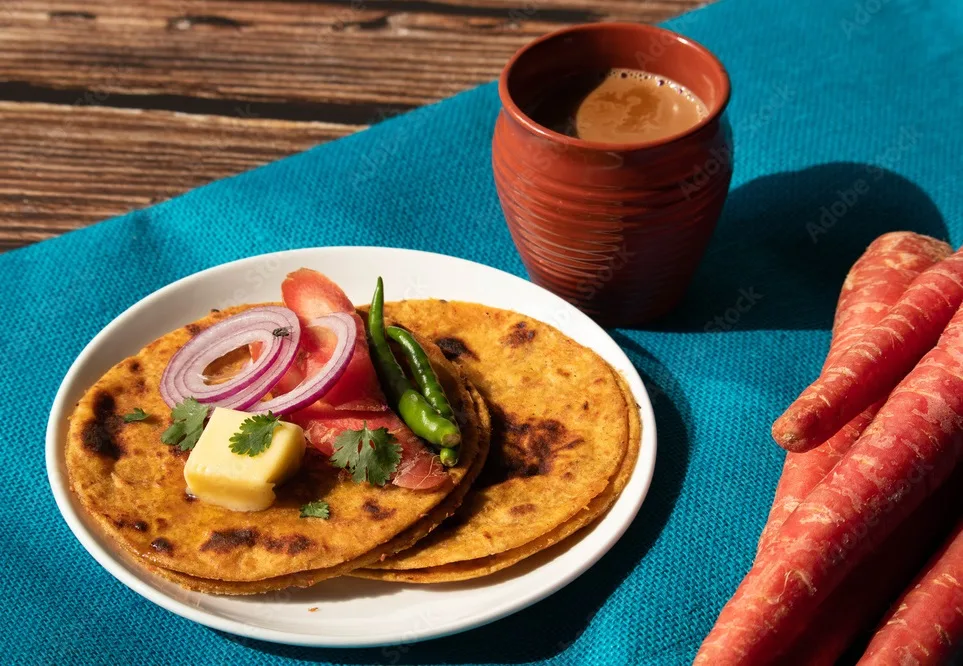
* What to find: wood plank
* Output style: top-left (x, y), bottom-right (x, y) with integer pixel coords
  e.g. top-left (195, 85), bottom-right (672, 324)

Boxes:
top-left (0, 101), bottom-right (359, 250)
top-left (0, 0), bottom-right (707, 251)
top-left (0, 1), bottom-right (703, 121)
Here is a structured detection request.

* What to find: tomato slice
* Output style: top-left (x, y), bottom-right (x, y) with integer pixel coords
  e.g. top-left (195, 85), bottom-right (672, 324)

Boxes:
top-left (289, 408), bottom-right (449, 490)
top-left (278, 268), bottom-right (387, 411)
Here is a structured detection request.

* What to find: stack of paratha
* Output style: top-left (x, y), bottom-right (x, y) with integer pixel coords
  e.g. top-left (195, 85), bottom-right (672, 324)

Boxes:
top-left (66, 296), bottom-right (639, 594)
top-left (357, 301), bottom-right (641, 582)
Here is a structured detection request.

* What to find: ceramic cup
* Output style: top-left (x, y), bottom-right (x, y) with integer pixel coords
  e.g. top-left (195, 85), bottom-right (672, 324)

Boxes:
top-left (492, 23), bottom-right (732, 326)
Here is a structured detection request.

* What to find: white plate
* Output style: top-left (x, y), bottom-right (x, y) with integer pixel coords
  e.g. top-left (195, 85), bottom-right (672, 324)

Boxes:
top-left (46, 247), bottom-right (657, 648)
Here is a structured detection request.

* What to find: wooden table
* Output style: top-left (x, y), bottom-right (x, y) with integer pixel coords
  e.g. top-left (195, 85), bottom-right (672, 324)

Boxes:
top-left (0, 0), bottom-right (702, 251)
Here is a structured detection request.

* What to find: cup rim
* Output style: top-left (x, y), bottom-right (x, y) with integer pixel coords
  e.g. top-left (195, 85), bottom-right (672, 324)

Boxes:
top-left (497, 22), bottom-right (732, 152)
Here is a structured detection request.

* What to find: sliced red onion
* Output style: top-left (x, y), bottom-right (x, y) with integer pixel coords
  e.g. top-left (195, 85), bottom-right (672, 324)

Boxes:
top-left (252, 312), bottom-right (356, 416)
top-left (160, 306), bottom-right (301, 409)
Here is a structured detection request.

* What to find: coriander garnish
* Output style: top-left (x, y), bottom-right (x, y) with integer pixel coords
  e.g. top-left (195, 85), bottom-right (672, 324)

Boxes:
top-left (330, 422), bottom-right (401, 486)
top-left (123, 408), bottom-right (149, 423)
top-left (299, 501), bottom-right (331, 520)
top-left (229, 412), bottom-right (280, 457)
top-left (160, 398), bottom-right (208, 451)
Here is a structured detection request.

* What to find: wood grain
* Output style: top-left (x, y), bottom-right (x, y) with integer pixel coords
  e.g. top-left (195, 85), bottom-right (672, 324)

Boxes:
top-left (0, 1), bottom-right (703, 114)
top-left (0, 102), bottom-right (356, 250)
top-left (0, 0), bottom-right (704, 251)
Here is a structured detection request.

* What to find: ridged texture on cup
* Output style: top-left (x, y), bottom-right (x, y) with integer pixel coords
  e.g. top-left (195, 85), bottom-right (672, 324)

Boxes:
top-left (493, 112), bottom-right (733, 325)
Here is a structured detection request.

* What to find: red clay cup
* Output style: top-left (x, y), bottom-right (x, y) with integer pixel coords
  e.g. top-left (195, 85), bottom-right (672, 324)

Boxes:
top-left (492, 23), bottom-right (732, 327)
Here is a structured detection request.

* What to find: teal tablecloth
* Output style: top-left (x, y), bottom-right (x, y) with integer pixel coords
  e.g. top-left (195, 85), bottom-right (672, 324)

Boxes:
top-left (3, 0), bottom-right (962, 663)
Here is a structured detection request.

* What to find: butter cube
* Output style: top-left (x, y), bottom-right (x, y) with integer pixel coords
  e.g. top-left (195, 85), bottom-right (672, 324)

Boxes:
top-left (184, 407), bottom-right (306, 512)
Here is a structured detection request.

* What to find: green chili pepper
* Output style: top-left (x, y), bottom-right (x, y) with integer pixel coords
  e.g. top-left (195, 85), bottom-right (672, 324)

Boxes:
top-left (387, 325), bottom-right (455, 421)
top-left (368, 278), bottom-right (461, 449)
top-left (439, 447), bottom-right (459, 467)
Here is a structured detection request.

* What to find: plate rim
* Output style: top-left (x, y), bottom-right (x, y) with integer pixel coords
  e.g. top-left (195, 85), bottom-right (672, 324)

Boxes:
top-left (45, 246), bottom-right (658, 648)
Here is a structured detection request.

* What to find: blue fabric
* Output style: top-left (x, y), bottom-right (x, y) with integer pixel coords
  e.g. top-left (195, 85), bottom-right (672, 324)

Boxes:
top-left (3, 0), bottom-right (962, 662)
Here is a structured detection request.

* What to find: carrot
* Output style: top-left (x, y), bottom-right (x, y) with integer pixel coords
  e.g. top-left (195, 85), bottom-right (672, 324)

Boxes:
top-left (859, 517), bottom-right (963, 664)
top-left (696, 301), bottom-right (963, 665)
top-left (772, 243), bottom-right (963, 453)
top-left (757, 406), bottom-right (879, 554)
top-left (757, 232), bottom-right (950, 553)
top-left (783, 467), bottom-right (963, 666)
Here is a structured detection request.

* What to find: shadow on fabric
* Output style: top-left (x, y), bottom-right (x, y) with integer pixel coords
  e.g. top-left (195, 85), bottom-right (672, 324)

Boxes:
top-left (654, 162), bottom-right (949, 333)
top-left (218, 343), bottom-right (691, 664)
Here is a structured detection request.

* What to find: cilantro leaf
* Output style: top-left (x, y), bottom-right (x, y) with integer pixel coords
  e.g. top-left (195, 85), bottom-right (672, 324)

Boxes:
top-left (229, 412), bottom-right (280, 457)
top-left (161, 397), bottom-right (208, 451)
top-left (300, 501), bottom-right (331, 519)
top-left (123, 408), bottom-right (149, 423)
top-left (330, 422), bottom-right (401, 486)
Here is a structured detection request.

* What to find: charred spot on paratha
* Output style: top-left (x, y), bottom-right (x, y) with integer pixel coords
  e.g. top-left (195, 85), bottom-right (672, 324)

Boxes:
top-left (363, 500), bottom-right (397, 521)
top-left (503, 321), bottom-right (536, 347)
top-left (128, 360), bottom-right (141, 373)
top-left (151, 538), bottom-right (174, 554)
top-left (200, 528), bottom-right (259, 553)
top-left (510, 503), bottom-right (536, 516)
top-left (263, 534), bottom-right (314, 556)
top-left (81, 391), bottom-right (123, 459)
top-left (200, 528), bottom-right (316, 557)
top-left (185, 323), bottom-right (202, 337)
top-left (110, 516), bottom-right (147, 531)
top-left (476, 404), bottom-right (585, 488)
top-left (435, 336), bottom-right (478, 361)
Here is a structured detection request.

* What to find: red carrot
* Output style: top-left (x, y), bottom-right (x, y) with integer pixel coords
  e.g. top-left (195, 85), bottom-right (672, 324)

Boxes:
top-left (696, 301), bottom-right (963, 665)
top-left (827, 233), bottom-right (952, 366)
top-left (783, 467), bottom-right (963, 666)
top-left (772, 244), bottom-right (963, 453)
top-left (757, 233), bottom-right (950, 553)
top-left (758, 406), bottom-right (879, 554)
top-left (859, 518), bottom-right (963, 665)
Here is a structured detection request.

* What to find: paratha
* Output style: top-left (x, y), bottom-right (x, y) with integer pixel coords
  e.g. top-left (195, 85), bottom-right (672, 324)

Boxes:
top-left (354, 371), bottom-right (639, 583)
top-left (358, 300), bottom-right (638, 579)
top-left (139, 382), bottom-right (490, 594)
top-left (66, 305), bottom-right (486, 584)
